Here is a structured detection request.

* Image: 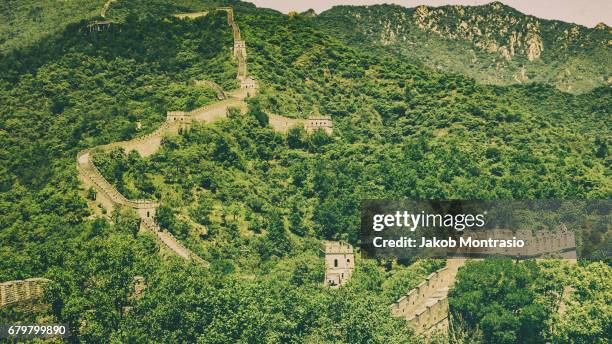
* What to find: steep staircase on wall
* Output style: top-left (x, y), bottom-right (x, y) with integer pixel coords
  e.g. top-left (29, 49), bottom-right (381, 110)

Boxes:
top-left (390, 259), bottom-right (465, 336)
top-left (77, 6), bottom-right (309, 265)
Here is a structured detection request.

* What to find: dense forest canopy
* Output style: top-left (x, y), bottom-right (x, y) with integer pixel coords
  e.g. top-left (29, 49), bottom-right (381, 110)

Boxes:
top-left (0, 0), bottom-right (610, 343)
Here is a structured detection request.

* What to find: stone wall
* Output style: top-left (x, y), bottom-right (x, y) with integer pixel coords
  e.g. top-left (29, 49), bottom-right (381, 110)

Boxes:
top-left (391, 227), bottom-right (578, 337)
top-left (389, 263), bottom-right (463, 336)
top-left (267, 113), bottom-right (305, 133)
top-left (408, 297), bottom-right (450, 335)
top-left (193, 80), bottom-right (226, 100)
top-left (173, 12), bottom-right (208, 20)
top-left (451, 228), bottom-right (577, 258)
top-left (306, 116), bottom-right (333, 134)
top-left (76, 5), bottom-right (319, 266)
top-left (0, 278), bottom-right (50, 308)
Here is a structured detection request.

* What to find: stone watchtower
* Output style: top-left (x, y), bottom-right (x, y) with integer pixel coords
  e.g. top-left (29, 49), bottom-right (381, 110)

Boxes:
top-left (233, 40), bottom-right (247, 59)
top-left (306, 115), bottom-right (333, 135)
top-left (166, 111), bottom-right (189, 123)
top-left (240, 77), bottom-right (258, 89)
top-left (323, 241), bottom-right (355, 288)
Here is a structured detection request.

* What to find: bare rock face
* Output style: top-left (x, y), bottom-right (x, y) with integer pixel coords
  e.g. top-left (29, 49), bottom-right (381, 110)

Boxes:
top-left (413, 5), bottom-right (429, 30)
top-left (499, 46), bottom-right (512, 61)
top-left (408, 3), bottom-right (547, 61)
top-left (514, 67), bottom-right (528, 83)
top-left (525, 23), bottom-right (544, 61)
top-left (317, 2), bottom-right (611, 93)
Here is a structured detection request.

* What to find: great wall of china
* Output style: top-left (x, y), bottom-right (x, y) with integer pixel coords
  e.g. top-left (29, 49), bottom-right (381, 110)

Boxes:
top-left (78, 5), bottom-right (334, 265)
top-left (78, 7), bottom-right (254, 266)
top-left (391, 227), bottom-right (578, 336)
top-left (2, 3), bottom-right (335, 311)
top-left (1, 3), bottom-right (582, 339)
top-left (0, 278), bottom-right (50, 309)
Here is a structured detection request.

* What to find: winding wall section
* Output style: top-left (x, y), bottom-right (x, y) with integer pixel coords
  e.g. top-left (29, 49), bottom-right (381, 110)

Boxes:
top-left (78, 7), bottom-right (320, 264)
top-left (391, 229), bottom-right (578, 337)
top-left (76, 7), bottom-right (271, 265)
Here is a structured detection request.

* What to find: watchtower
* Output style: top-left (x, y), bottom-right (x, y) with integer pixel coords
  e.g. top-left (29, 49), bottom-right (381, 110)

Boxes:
top-left (234, 40), bottom-right (247, 59)
top-left (240, 77), bottom-right (258, 89)
top-left (323, 241), bottom-right (354, 288)
top-left (166, 111), bottom-right (190, 123)
top-left (88, 20), bottom-right (113, 32)
top-left (306, 115), bottom-right (333, 135)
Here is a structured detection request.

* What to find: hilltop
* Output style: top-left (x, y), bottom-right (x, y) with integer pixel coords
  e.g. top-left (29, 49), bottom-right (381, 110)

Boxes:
top-left (316, 2), bottom-right (612, 93)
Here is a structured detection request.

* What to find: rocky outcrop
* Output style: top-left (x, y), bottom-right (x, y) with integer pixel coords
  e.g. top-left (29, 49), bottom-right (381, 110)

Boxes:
top-left (411, 3), bottom-right (546, 62)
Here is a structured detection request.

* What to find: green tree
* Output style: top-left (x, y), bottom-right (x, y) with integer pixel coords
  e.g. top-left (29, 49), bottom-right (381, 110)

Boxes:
top-left (265, 211), bottom-right (292, 257)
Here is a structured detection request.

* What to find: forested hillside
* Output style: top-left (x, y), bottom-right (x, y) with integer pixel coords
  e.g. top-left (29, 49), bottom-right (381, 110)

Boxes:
top-left (0, 0), bottom-right (610, 343)
top-left (0, 0), bottom-right (106, 53)
top-left (316, 2), bottom-right (612, 93)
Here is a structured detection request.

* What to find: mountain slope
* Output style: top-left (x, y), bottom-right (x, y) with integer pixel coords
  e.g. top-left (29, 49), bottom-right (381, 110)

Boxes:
top-left (0, 1), bottom-right (610, 342)
top-left (316, 2), bottom-right (611, 93)
top-left (0, 0), bottom-right (106, 53)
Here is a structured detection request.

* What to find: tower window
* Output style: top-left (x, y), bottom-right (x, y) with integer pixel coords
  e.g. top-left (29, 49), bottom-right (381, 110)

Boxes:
top-left (334, 259), bottom-right (338, 268)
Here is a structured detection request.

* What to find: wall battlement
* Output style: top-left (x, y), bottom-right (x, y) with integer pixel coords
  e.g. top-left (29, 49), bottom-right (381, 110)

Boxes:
top-left (0, 278), bottom-right (50, 308)
top-left (389, 264), bottom-right (461, 336)
top-left (173, 12), bottom-right (208, 20)
top-left (306, 116), bottom-right (333, 134)
top-left (391, 227), bottom-right (578, 336)
top-left (449, 226), bottom-right (577, 259)
top-left (167, 111), bottom-right (190, 123)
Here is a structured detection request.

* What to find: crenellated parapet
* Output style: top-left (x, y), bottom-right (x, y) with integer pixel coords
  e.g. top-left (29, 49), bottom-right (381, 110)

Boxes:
top-left (389, 264), bottom-right (461, 336)
top-left (392, 225), bottom-right (578, 337)
top-left (306, 116), bottom-right (333, 134)
top-left (0, 278), bottom-right (50, 308)
top-left (166, 111), bottom-right (190, 123)
top-left (449, 226), bottom-right (577, 259)
top-left (173, 12), bottom-right (208, 20)
top-left (233, 40), bottom-right (247, 58)
top-left (408, 297), bottom-right (450, 335)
